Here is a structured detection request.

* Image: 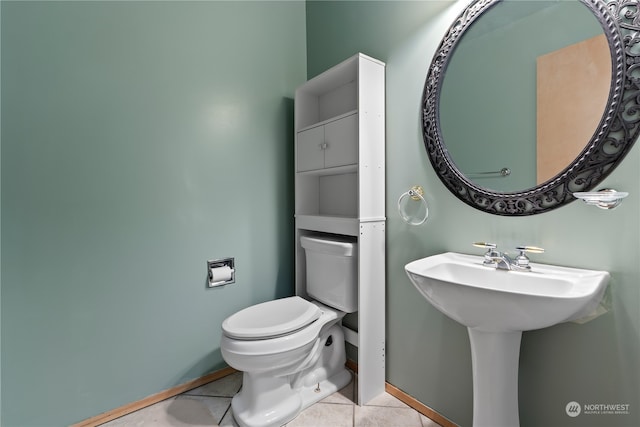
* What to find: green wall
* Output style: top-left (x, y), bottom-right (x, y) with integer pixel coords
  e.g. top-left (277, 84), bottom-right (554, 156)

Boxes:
top-left (307, 1), bottom-right (639, 427)
top-left (1, 1), bottom-right (305, 425)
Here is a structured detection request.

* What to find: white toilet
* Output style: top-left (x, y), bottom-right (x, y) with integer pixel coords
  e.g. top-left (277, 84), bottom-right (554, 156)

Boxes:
top-left (220, 235), bottom-right (358, 427)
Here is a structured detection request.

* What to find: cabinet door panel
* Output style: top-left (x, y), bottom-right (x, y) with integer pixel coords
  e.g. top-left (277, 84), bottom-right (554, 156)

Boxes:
top-left (297, 126), bottom-right (325, 172)
top-left (324, 114), bottom-right (358, 168)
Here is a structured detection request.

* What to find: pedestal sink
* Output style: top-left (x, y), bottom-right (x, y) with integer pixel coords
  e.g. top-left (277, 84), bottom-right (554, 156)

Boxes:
top-left (405, 252), bottom-right (610, 427)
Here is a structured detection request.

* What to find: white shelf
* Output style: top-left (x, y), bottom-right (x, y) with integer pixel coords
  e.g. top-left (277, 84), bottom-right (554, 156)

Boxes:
top-left (296, 164), bottom-right (357, 177)
top-left (297, 109), bottom-right (358, 133)
top-left (295, 215), bottom-right (359, 236)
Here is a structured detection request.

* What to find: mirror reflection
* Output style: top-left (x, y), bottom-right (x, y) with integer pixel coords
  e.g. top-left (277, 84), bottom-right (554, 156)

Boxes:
top-left (439, 0), bottom-right (611, 193)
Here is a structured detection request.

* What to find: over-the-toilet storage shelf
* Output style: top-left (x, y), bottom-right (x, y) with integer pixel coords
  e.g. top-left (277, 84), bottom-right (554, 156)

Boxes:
top-left (294, 53), bottom-right (385, 405)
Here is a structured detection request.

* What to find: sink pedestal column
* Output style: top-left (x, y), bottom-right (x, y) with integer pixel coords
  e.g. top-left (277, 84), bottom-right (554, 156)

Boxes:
top-left (467, 328), bottom-right (522, 427)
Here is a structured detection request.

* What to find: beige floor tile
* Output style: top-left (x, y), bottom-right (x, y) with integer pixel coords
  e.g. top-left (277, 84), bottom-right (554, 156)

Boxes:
top-left (100, 399), bottom-right (178, 426)
top-left (322, 378), bottom-right (355, 405)
top-left (219, 407), bottom-right (240, 427)
top-left (172, 395), bottom-right (232, 424)
top-left (285, 402), bottom-right (354, 427)
top-left (364, 392), bottom-right (410, 409)
top-left (167, 395), bottom-right (228, 425)
top-left (419, 413), bottom-right (444, 427)
top-left (355, 405), bottom-right (423, 427)
top-left (184, 371), bottom-right (243, 397)
top-left (99, 370), bottom-right (437, 427)
top-left (100, 395), bottom-right (231, 427)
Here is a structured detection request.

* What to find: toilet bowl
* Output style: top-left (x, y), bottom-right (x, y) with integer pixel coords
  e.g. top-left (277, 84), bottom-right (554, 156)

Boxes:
top-left (221, 297), bottom-right (351, 427)
top-left (220, 235), bottom-right (358, 427)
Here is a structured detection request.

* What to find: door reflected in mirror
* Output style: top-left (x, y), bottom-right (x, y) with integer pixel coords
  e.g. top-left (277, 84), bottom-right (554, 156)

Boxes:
top-left (537, 34), bottom-right (610, 185)
top-left (439, 0), bottom-right (610, 193)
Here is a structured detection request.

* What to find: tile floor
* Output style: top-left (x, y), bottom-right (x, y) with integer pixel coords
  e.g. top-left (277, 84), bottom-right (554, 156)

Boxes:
top-left (101, 370), bottom-right (443, 427)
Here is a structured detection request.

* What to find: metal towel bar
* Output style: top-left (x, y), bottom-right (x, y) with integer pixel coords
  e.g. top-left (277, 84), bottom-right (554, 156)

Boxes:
top-left (466, 167), bottom-right (511, 178)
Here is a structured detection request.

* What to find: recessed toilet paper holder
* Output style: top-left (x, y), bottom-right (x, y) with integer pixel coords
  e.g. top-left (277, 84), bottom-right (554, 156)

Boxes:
top-left (207, 257), bottom-right (235, 288)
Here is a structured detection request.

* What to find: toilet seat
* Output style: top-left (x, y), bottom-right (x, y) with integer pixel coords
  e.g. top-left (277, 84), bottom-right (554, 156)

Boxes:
top-left (222, 296), bottom-right (321, 340)
top-left (221, 299), bottom-right (343, 374)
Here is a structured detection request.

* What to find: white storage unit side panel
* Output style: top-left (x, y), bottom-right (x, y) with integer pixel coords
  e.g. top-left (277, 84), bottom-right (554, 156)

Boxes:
top-left (295, 174), bottom-right (320, 216)
top-left (294, 228), bottom-right (308, 298)
top-left (357, 221), bottom-right (386, 405)
top-left (358, 57), bottom-right (386, 220)
top-left (295, 90), bottom-right (320, 131)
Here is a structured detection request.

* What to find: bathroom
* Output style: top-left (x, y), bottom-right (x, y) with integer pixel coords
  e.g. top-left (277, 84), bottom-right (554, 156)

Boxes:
top-left (1, 1), bottom-right (638, 427)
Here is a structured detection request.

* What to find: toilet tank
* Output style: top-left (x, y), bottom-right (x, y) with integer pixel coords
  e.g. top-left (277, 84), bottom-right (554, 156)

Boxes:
top-left (300, 235), bottom-right (358, 313)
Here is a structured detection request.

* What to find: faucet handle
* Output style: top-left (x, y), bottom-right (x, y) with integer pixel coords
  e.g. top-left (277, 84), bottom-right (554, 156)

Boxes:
top-left (473, 242), bottom-right (500, 266)
top-left (513, 245), bottom-right (545, 270)
top-left (515, 245), bottom-right (544, 254)
top-left (473, 242), bottom-right (497, 249)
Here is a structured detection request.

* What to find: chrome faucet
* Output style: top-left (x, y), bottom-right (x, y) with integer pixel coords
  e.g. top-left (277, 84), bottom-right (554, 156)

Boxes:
top-left (472, 242), bottom-right (545, 271)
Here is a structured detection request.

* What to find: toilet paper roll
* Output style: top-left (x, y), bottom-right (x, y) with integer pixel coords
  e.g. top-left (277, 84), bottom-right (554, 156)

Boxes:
top-left (209, 265), bottom-right (233, 283)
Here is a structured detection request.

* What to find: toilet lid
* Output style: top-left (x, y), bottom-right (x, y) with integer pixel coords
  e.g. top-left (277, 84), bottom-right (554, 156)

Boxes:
top-left (222, 296), bottom-right (321, 340)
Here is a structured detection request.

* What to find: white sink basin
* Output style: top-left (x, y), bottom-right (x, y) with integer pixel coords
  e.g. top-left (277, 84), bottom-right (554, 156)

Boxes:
top-left (405, 251), bottom-right (610, 427)
top-left (405, 251), bottom-right (609, 332)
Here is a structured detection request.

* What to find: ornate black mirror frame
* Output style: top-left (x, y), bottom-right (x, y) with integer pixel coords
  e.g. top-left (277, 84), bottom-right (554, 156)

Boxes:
top-left (422, 0), bottom-right (639, 216)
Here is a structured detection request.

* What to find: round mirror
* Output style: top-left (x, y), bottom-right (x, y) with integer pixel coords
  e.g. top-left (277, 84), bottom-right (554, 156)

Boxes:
top-left (422, 0), bottom-right (638, 215)
top-left (441, 0), bottom-right (610, 193)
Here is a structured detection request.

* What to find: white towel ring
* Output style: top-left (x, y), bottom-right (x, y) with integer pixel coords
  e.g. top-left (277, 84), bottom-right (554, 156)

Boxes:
top-left (397, 185), bottom-right (429, 225)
